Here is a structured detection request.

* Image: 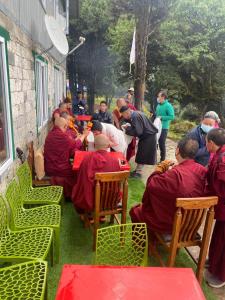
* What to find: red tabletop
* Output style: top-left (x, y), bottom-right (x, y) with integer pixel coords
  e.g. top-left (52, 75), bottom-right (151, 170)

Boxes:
top-left (55, 265), bottom-right (206, 300)
top-left (75, 115), bottom-right (92, 121)
top-left (73, 151), bottom-right (130, 171)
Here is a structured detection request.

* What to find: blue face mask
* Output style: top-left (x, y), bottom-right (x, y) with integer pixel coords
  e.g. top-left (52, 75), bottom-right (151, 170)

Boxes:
top-left (201, 124), bottom-right (213, 133)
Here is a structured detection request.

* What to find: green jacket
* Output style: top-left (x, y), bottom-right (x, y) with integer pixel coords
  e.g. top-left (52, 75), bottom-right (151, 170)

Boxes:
top-left (156, 100), bottom-right (174, 129)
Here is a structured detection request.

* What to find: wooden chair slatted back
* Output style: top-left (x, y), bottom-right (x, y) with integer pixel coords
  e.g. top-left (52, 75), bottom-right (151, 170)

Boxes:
top-left (175, 197), bottom-right (218, 245)
top-left (95, 171), bottom-right (129, 213)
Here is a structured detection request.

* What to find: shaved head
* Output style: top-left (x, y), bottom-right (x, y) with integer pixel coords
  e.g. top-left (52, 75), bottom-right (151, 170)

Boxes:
top-left (116, 98), bottom-right (127, 109)
top-left (59, 103), bottom-right (68, 112)
top-left (54, 117), bottom-right (68, 132)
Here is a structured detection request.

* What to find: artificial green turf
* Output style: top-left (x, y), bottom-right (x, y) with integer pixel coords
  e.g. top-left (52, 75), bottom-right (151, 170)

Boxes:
top-left (48, 178), bottom-right (217, 300)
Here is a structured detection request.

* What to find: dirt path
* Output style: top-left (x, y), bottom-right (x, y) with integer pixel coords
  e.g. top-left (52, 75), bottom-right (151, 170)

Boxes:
top-left (140, 138), bottom-right (225, 299)
top-left (141, 138), bottom-right (177, 184)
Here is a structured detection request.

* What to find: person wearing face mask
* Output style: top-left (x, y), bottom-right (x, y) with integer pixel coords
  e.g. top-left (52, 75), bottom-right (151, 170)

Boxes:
top-left (156, 91), bottom-right (175, 162)
top-left (129, 137), bottom-right (207, 234)
top-left (187, 115), bottom-right (216, 166)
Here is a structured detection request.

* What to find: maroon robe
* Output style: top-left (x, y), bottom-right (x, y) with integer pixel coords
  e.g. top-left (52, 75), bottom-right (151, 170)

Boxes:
top-left (206, 145), bottom-right (225, 281)
top-left (44, 126), bottom-right (82, 197)
top-left (130, 159), bottom-right (207, 234)
top-left (72, 150), bottom-right (120, 213)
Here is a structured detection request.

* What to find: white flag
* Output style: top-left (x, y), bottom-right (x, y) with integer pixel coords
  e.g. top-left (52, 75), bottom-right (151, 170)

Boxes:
top-left (129, 28), bottom-right (136, 73)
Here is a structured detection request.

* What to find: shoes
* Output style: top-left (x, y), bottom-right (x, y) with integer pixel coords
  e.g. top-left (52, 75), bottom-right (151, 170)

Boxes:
top-left (204, 270), bottom-right (225, 288)
top-left (130, 172), bottom-right (142, 179)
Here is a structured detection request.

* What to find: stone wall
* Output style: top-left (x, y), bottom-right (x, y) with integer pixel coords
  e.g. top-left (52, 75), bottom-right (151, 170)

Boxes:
top-left (0, 11), bottom-right (66, 192)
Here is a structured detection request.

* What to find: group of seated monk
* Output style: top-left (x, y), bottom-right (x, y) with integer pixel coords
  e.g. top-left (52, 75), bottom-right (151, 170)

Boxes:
top-left (43, 98), bottom-right (225, 288)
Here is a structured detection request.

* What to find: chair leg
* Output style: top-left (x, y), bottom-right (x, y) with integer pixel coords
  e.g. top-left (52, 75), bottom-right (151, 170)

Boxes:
top-left (54, 227), bottom-right (60, 264)
top-left (60, 195), bottom-right (65, 215)
top-left (44, 280), bottom-right (48, 300)
top-left (168, 246), bottom-right (177, 267)
top-left (109, 215), bottom-right (114, 224)
top-left (149, 242), bottom-right (166, 267)
top-left (50, 238), bottom-right (54, 267)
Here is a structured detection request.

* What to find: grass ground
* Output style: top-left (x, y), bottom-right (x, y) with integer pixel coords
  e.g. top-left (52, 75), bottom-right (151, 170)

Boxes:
top-left (48, 178), bottom-right (217, 300)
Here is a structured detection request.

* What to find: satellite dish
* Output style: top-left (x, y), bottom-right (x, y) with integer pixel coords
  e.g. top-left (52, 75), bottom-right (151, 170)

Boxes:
top-left (44, 15), bottom-right (69, 56)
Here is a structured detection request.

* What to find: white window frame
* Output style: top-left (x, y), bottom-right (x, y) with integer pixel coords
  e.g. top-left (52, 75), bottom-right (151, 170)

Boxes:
top-left (0, 36), bottom-right (13, 175)
top-left (54, 68), bottom-right (64, 108)
top-left (41, 0), bottom-right (47, 9)
top-left (35, 58), bottom-right (48, 131)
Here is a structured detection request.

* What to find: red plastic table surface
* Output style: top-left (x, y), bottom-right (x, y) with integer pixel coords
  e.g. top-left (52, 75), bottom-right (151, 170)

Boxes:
top-left (73, 151), bottom-right (130, 171)
top-left (75, 115), bottom-right (92, 121)
top-left (55, 265), bottom-right (206, 300)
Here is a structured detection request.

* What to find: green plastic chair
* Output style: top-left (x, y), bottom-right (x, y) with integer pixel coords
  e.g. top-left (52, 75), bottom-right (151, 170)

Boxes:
top-left (0, 260), bottom-right (47, 300)
top-left (95, 223), bottom-right (148, 266)
top-left (16, 161), bottom-right (63, 206)
top-left (0, 195), bottom-right (53, 263)
top-left (5, 179), bottom-right (61, 264)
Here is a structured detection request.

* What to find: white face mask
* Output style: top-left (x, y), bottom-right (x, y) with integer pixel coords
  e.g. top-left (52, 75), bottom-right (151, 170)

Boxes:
top-left (157, 98), bottom-right (160, 103)
top-left (201, 124), bottom-right (213, 133)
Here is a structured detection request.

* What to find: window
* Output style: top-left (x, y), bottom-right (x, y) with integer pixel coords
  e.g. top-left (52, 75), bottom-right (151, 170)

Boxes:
top-left (54, 67), bottom-right (64, 108)
top-left (0, 36), bottom-right (13, 174)
top-left (35, 59), bottom-right (48, 130)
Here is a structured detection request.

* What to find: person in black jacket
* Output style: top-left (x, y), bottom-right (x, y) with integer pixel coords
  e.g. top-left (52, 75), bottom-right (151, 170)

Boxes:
top-left (120, 106), bottom-right (158, 178)
top-left (187, 115), bottom-right (216, 166)
top-left (92, 101), bottom-right (112, 124)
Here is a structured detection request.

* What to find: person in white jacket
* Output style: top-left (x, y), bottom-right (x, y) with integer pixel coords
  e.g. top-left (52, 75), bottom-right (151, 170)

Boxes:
top-left (90, 120), bottom-right (128, 156)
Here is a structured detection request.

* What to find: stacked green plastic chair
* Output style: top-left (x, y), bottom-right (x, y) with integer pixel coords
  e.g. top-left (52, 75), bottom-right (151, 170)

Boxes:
top-left (0, 195), bottom-right (53, 263)
top-left (16, 161), bottom-right (63, 206)
top-left (5, 179), bottom-right (61, 263)
top-left (95, 223), bottom-right (148, 267)
top-left (0, 260), bottom-right (47, 300)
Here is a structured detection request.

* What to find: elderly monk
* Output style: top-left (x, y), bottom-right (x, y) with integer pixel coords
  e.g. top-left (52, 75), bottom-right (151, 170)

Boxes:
top-left (52, 102), bottom-right (68, 121)
top-left (112, 98), bottom-right (136, 129)
top-left (72, 134), bottom-right (120, 213)
top-left (44, 117), bottom-right (88, 198)
top-left (204, 128), bottom-right (225, 288)
top-left (60, 111), bottom-right (80, 139)
top-left (112, 98), bottom-right (137, 161)
top-left (130, 137), bottom-right (207, 234)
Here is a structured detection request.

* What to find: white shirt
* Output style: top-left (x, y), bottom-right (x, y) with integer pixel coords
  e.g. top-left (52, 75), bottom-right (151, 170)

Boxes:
top-left (102, 123), bottom-right (128, 155)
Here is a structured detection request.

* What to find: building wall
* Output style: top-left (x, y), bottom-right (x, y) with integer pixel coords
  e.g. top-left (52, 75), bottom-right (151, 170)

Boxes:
top-left (0, 4), bottom-right (66, 192)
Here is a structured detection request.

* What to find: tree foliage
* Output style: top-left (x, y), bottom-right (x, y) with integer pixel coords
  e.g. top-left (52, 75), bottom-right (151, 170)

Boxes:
top-left (68, 0), bottom-right (225, 117)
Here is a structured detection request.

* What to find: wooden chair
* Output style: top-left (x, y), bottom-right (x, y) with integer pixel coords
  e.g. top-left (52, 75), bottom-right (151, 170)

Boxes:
top-left (27, 142), bottom-right (51, 187)
top-left (149, 196), bottom-right (218, 284)
top-left (84, 171), bottom-right (130, 250)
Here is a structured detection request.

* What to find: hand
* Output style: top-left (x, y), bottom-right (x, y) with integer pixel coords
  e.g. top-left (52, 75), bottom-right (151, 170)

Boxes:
top-left (154, 160), bottom-right (175, 173)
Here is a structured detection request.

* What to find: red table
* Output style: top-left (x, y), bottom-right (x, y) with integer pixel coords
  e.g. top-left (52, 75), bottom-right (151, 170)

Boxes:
top-left (73, 151), bottom-right (130, 171)
top-left (55, 265), bottom-right (206, 300)
top-left (75, 115), bottom-right (92, 121)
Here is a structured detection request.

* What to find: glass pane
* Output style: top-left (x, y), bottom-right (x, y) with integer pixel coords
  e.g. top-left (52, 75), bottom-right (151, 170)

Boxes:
top-left (0, 45), bottom-right (9, 166)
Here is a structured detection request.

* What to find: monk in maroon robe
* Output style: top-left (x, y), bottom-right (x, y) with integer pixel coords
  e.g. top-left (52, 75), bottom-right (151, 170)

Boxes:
top-left (72, 134), bottom-right (120, 213)
top-left (204, 128), bottom-right (225, 288)
top-left (52, 103), bottom-right (68, 121)
top-left (44, 117), bottom-right (88, 198)
top-left (130, 137), bottom-right (207, 234)
top-left (112, 98), bottom-right (136, 161)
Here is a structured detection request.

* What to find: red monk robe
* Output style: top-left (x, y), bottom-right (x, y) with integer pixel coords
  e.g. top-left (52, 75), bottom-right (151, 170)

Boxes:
top-left (72, 150), bottom-right (120, 213)
top-left (44, 126), bottom-right (82, 197)
top-left (130, 159), bottom-right (207, 234)
top-left (206, 145), bottom-right (225, 282)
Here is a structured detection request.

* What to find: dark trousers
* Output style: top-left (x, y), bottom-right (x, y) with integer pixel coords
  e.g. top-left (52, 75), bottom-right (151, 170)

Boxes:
top-left (158, 129), bottom-right (168, 161)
